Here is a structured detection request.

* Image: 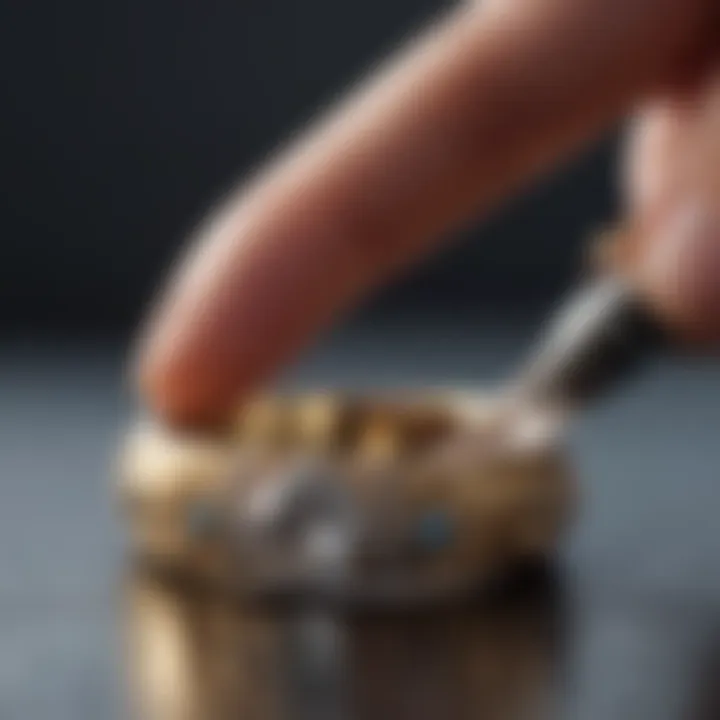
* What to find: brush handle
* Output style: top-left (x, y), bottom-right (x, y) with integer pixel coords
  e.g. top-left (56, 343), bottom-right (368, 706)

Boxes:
top-left (514, 276), bottom-right (668, 409)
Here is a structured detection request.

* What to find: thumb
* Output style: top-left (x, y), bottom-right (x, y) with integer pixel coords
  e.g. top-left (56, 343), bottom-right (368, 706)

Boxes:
top-left (636, 201), bottom-right (720, 345)
top-left (624, 75), bottom-right (720, 346)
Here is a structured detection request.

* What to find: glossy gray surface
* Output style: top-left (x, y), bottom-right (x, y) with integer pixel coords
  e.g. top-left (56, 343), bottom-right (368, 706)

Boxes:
top-left (1, 318), bottom-right (720, 720)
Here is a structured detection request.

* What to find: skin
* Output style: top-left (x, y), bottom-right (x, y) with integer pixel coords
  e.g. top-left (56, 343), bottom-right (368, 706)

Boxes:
top-left (135, 0), bottom-right (720, 428)
top-left (622, 78), bottom-right (720, 344)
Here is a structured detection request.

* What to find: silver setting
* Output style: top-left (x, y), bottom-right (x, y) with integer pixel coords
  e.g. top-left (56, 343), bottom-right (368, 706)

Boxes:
top-left (238, 459), bottom-right (361, 596)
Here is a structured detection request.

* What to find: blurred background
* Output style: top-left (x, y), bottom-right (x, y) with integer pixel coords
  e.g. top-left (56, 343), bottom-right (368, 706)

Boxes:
top-left (1, 0), bottom-right (618, 338)
top-left (2, 1), bottom-right (720, 719)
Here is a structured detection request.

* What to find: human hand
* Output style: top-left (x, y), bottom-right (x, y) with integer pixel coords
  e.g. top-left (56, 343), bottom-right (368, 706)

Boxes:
top-left (619, 74), bottom-right (720, 345)
top-left (135, 0), bottom-right (719, 427)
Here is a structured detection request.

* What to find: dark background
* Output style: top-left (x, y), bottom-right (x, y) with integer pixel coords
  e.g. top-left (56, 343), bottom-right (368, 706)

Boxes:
top-left (1, 0), bottom-right (618, 339)
top-left (7, 3), bottom-right (720, 720)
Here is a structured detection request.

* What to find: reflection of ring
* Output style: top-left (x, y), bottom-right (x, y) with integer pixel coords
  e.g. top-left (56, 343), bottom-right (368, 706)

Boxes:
top-left (119, 392), bottom-right (576, 606)
top-left (124, 547), bottom-right (565, 720)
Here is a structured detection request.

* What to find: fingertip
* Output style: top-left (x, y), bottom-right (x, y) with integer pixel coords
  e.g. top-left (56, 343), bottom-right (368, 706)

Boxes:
top-left (638, 202), bottom-right (720, 346)
top-left (133, 327), bottom-right (228, 430)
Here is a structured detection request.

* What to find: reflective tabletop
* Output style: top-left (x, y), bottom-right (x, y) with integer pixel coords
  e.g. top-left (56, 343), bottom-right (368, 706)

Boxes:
top-left (2, 323), bottom-right (720, 720)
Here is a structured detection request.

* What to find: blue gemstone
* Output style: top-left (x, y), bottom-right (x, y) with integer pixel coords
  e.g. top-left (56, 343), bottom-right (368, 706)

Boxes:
top-left (416, 511), bottom-right (455, 552)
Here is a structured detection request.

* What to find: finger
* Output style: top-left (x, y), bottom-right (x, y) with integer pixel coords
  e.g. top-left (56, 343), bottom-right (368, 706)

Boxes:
top-left (623, 74), bottom-right (720, 345)
top-left (639, 202), bottom-right (720, 345)
top-left (137, 0), bottom-right (711, 427)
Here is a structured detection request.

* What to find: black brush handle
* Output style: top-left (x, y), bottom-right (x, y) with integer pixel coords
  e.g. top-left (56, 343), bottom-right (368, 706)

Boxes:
top-left (515, 276), bottom-right (668, 409)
